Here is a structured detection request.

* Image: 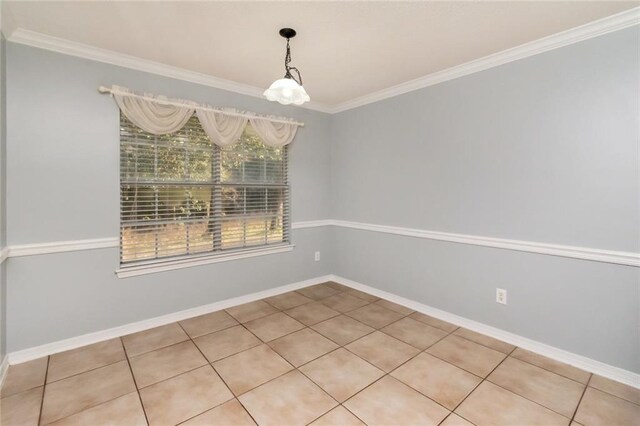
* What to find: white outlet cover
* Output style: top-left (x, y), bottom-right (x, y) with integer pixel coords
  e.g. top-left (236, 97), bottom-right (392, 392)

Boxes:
top-left (496, 288), bottom-right (507, 304)
top-left (314, 251), bottom-right (321, 261)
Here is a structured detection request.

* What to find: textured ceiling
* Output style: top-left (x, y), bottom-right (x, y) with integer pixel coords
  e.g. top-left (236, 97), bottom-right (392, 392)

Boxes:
top-left (2, 1), bottom-right (638, 107)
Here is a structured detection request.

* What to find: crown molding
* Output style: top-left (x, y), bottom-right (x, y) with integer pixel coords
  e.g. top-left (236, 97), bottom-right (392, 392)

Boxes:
top-left (6, 7), bottom-right (639, 115)
top-left (330, 7), bottom-right (640, 113)
top-left (6, 28), bottom-right (333, 114)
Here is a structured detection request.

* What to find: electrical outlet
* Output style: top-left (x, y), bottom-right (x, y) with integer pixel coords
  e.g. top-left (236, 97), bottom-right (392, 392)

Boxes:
top-left (496, 288), bottom-right (507, 305)
top-left (314, 251), bottom-right (321, 261)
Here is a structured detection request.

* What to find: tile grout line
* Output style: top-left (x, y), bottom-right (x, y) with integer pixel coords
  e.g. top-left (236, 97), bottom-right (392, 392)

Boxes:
top-left (30, 334), bottom-right (214, 390)
top-left (481, 351), bottom-right (592, 420)
top-left (453, 343), bottom-right (590, 423)
top-left (120, 337), bottom-right (151, 426)
top-left (222, 286), bottom-right (383, 424)
top-left (451, 329), bottom-right (516, 354)
top-left (507, 351), bottom-right (592, 385)
top-left (443, 346), bottom-right (519, 425)
top-left (42, 353), bottom-right (144, 425)
top-left (584, 380), bottom-right (640, 407)
top-left (337, 403), bottom-right (370, 426)
top-left (570, 373), bottom-right (593, 424)
top-left (39, 341), bottom-right (140, 386)
top-left (0, 383), bottom-right (42, 400)
top-left (36, 356), bottom-right (50, 426)
top-left (321, 311), bottom-right (461, 420)
top-left (223, 295), bottom-right (346, 422)
top-left (340, 319), bottom-right (462, 418)
top-left (273, 334), bottom-right (340, 369)
top-left (173, 320), bottom-right (262, 426)
top-left (125, 336), bottom-right (210, 389)
top-left (191, 310), bottom-right (347, 424)
top-left (438, 412), bottom-right (468, 426)
top-left (494, 352), bottom-right (592, 386)
top-left (294, 286), bottom-right (459, 417)
top-left (330, 318), bottom-right (518, 425)
top-left (256, 289), bottom-right (377, 348)
top-left (484, 379), bottom-right (580, 421)
top-left (227, 349), bottom-right (338, 424)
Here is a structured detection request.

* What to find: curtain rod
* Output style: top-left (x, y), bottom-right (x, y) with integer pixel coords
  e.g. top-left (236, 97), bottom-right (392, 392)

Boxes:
top-left (98, 86), bottom-right (305, 127)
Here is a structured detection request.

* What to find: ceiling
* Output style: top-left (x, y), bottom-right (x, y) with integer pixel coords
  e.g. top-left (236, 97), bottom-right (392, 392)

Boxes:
top-left (2, 1), bottom-right (638, 109)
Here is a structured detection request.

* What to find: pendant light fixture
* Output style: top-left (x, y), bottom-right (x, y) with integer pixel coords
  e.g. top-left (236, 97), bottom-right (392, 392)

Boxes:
top-left (264, 28), bottom-right (310, 106)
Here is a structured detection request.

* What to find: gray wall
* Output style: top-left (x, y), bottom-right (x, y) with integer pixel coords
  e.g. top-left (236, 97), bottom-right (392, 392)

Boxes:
top-left (8, 229), bottom-right (331, 351)
top-left (1, 32), bottom-right (7, 361)
top-left (3, 26), bottom-right (639, 375)
top-left (330, 27), bottom-right (640, 372)
top-left (6, 45), bottom-right (332, 245)
top-left (4, 43), bottom-right (333, 352)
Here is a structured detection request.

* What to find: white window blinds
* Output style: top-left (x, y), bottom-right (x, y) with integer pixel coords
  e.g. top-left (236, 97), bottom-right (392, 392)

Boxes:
top-left (120, 114), bottom-right (289, 265)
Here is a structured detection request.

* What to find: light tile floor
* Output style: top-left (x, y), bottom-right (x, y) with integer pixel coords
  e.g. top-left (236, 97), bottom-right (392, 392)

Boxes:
top-left (1, 282), bottom-right (639, 425)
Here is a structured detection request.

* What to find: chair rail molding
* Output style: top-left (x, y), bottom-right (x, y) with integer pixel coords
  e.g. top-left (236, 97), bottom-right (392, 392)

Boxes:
top-left (331, 220), bottom-right (640, 267)
top-left (0, 246), bottom-right (9, 264)
top-left (4, 220), bottom-right (639, 267)
top-left (291, 219), bottom-right (335, 229)
top-left (9, 237), bottom-right (119, 257)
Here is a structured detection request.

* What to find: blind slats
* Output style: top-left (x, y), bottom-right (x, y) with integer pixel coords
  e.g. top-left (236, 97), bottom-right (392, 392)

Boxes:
top-left (120, 114), bottom-right (289, 265)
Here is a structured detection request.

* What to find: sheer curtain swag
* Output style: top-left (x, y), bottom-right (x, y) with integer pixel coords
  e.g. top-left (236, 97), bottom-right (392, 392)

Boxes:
top-left (99, 85), bottom-right (302, 147)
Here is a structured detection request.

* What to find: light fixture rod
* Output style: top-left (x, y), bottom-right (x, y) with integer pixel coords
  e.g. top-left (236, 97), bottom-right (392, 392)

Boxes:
top-left (280, 28), bottom-right (303, 86)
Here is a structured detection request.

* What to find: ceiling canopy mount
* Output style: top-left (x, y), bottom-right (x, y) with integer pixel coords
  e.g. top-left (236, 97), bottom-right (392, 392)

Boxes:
top-left (279, 28), bottom-right (297, 39)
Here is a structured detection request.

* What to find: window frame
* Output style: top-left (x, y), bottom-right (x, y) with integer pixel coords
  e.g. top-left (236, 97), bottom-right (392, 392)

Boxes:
top-left (116, 114), bottom-right (293, 278)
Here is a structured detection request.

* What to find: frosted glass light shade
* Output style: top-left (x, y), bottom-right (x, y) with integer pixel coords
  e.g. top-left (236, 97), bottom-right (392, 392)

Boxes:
top-left (264, 78), bottom-right (310, 105)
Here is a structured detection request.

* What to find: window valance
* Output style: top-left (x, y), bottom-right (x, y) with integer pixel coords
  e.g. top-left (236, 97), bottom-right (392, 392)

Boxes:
top-left (99, 85), bottom-right (303, 147)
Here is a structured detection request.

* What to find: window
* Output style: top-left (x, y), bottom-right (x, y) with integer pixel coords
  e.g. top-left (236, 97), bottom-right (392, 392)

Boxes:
top-left (119, 114), bottom-right (289, 267)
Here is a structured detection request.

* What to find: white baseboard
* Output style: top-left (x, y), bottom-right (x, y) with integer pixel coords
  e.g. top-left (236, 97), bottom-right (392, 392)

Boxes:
top-left (6, 273), bottom-right (639, 390)
top-left (0, 354), bottom-right (8, 389)
top-left (6, 275), bottom-right (332, 364)
top-left (328, 274), bottom-right (640, 389)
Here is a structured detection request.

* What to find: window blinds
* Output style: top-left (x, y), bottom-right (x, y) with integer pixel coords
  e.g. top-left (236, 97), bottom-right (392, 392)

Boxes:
top-left (120, 114), bottom-right (289, 265)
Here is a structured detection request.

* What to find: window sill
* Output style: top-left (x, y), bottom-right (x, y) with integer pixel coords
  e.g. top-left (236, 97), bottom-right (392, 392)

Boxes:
top-left (115, 244), bottom-right (294, 278)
